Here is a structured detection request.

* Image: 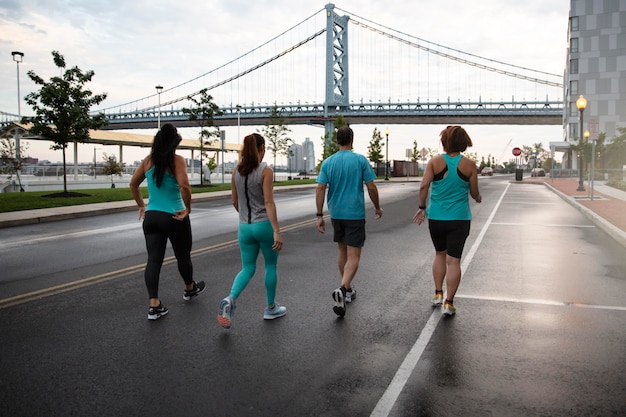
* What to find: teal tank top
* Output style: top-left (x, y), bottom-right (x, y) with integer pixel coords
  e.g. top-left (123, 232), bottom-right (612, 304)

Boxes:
top-left (145, 167), bottom-right (185, 215)
top-left (426, 154), bottom-right (472, 221)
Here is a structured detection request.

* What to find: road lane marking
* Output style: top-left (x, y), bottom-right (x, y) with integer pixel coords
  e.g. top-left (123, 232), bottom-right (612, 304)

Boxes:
top-left (370, 183), bottom-right (510, 417)
top-left (455, 294), bottom-right (626, 311)
top-left (0, 217), bottom-right (317, 309)
top-left (491, 222), bottom-right (595, 228)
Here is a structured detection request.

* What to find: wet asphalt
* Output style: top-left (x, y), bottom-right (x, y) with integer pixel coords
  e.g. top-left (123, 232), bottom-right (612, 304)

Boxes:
top-left (0, 176), bottom-right (625, 417)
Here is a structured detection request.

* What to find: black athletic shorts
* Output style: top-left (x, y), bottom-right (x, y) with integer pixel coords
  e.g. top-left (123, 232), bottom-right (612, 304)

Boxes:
top-left (331, 218), bottom-right (366, 247)
top-left (428, 219), bottom-right (471, 259)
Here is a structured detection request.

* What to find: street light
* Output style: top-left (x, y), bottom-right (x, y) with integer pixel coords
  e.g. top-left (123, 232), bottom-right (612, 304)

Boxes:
top-left (93, 147), bottom-right (101, 179)
top-left (12, 51), bottom-right (24, 191)
top-left (155, 85), bottom-right (163, 129)
top-left (385, 128), bottom-right (390, 180)
top-left (576, 95), bottom-right (587, 191)
top-left (236, 104), bottom-right (241, 145)
top-left (587, 130), bottom-right (596, 200)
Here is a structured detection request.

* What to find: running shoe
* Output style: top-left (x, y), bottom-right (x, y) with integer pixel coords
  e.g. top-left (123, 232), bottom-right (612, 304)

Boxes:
top-left (263, 303), bottom-right (287, 320)
top-left (217, 296), bottom-right (235, 329)
top-left (443, 301), bottom-right (456, 316)
top-left (148, 303), bottom-right (169, 320)
top-left (183, 281), bottom-right (206, 301)
top-left (332, 287), bottom-right (346, 317)
top-left (431, 292), bottom-right (444, 306)
top-left (345, 288), bottom-right (356, 303)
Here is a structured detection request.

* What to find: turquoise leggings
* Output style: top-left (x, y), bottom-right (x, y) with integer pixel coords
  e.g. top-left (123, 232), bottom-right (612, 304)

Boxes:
top-left (230, 220), bottom-right (279, 306)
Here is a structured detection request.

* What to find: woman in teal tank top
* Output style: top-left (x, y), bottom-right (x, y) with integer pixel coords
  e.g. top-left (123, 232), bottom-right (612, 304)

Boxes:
top-left (130, 124), bottom-right (205, 320)
top-left (413, 126), bottom-right (482, 316)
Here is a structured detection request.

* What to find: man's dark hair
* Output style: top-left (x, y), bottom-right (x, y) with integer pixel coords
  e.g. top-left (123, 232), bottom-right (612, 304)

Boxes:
top-left (336, 126), bottom-right (354, 146)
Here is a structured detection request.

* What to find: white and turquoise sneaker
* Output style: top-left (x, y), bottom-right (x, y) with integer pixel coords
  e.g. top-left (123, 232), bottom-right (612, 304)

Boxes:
top-left (218, 296), bottom-right (235, 329)
top-left (263, 303), bottom-right (287, 320)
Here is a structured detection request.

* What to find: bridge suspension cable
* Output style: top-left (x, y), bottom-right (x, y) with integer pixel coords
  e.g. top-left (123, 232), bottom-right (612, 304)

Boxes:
top-left (344, 11), bottom-right (563, 89)
top-left (97, 8), bottom-right (325, 113)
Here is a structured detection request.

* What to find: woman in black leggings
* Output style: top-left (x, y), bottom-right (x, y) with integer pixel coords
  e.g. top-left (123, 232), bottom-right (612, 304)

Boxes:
top-left (130, 123), bottom-right (205, 320)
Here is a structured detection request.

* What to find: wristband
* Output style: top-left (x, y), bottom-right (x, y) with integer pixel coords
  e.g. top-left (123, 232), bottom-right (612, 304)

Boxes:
top-left (316, 212), bottom-right (324, 217)
top-left (419, 205), bottom-right (426, 210)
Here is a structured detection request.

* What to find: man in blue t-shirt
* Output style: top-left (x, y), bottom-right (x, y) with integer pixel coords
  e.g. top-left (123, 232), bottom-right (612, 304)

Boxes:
top-left (316, 126), bottom-right (384, 317)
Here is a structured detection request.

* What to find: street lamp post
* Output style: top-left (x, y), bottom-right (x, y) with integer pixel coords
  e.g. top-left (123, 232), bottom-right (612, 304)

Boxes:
top-left (12, 51), bottom-right (24, 191)
top-left (155, 85), bottom-right (163, 129)
top-left (93, 147), bottom-right (101, 179)
top-left (587, 130), bottom-right (596, 200)
top-left (236, 104), bottom-right (241, 145)
top-left (576, 95), bottom-right (587, 191)
top-left (385, 128), bottom-right (390, 180)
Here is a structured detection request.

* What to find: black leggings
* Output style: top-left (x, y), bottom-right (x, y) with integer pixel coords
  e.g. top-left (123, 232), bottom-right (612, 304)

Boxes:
top-left (143, 211), bottom-right (193, 299)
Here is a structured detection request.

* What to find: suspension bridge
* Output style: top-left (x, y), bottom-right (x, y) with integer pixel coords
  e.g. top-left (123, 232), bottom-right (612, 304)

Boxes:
top-left (1, 3), bottom-right (563, 142)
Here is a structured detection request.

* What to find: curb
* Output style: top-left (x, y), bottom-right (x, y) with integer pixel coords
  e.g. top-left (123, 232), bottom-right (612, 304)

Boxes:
top-left (543, 182), bottom-right (626, 249)
top-left (0, 184), bottom-right (316, 229)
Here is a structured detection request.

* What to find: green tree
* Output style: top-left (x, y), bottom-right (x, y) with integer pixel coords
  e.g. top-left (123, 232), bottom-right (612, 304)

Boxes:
top-left (260, 105), bottom-right (292, 182)
top-left (367, 127), bottom-right (384, 171)
top-left (604, 128), bottom-right (626, 173)
top-left (411, 140), bottom-right (422, 162)
top-left (101, 153), bottom-right (124, 188)
top-left (205, 152), bottom-right (218, 183)
top-left (182, 88), bottom-right (223, 185)
top-left (318, 115), bottom-right (347, 171)
top-left (0, 135), bottom-right (29, 190)
top-left (23, 50), bottom-right (107, 194)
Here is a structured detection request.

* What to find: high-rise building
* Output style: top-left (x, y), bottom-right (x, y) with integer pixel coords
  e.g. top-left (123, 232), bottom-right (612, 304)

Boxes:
top-left (302, 138), bottom-right (315, 173)
top-left (560, 0), bottom-right (626, 168)
top-left (287, 137), bottom-right (316, 174)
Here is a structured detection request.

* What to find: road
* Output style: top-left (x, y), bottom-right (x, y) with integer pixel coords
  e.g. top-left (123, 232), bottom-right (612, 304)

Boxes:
top-left (1, 177), bottom-right (625, 416)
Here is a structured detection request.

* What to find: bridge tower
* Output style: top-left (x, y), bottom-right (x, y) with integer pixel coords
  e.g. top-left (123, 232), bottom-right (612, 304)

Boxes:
top-left (324, 3), bottom-right (349, 142)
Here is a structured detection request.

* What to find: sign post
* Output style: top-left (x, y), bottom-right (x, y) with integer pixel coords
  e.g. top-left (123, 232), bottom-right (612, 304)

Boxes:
top-left (512, 147), bottom-right (523, 181)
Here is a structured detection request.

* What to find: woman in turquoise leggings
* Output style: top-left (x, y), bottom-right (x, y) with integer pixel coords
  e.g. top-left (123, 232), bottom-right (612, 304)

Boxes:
top-left (217, 133), bottom-right (285, 329)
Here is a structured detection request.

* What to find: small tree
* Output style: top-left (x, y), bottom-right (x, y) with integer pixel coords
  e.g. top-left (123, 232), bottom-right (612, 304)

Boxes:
top-left (205, 152), bottom-right (218, 184)
top-left (411, 140), bottom-right (422, 162)
top-left (260, 105), bottom-right (292, 182)
top-left (24, 50), bottom-right (107, 194)
top-left (101, 153), bottom-right (123, 188)
top-left (367, 128), bottom-right (384, 172)
top-left (182, 88), bottom-right (223, 185)
top-left (604, 128), bottom-right (626, 175)
top-left (0, 135), bottom-right (29, 190)
top-left (317, 115), bottom-right (347, 171)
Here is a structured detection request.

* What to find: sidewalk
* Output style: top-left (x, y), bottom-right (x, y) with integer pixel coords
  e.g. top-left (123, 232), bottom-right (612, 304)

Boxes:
top-left (521, 176), bottom-right (626, 248)
top-left (1, 178), bottom-right (626, 249)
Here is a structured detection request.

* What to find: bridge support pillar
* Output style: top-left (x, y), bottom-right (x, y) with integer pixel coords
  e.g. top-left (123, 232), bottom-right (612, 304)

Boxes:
top-left (324, 3), bottom-right (349, 143)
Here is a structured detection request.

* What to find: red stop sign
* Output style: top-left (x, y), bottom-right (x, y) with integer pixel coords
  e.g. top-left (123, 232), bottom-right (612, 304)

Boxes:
top-left (512, 147), bottom-right (522, 156)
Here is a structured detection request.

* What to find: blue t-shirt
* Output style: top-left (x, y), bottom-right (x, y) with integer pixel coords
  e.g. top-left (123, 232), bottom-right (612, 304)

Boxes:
top-left (426, 154), bottom-right (472, 221)
top-left (317, 150), bottom-right (376, 220)
top-left (145, 167), bottom-right (185, 215)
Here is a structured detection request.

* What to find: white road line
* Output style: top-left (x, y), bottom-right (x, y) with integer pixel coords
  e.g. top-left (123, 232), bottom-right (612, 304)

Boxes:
top-left (490, 222), bottom-right (595, 228)
top-left (455, 294), bottom-right (626, 311)
top-left (370, 183), bottom-right (510, 417)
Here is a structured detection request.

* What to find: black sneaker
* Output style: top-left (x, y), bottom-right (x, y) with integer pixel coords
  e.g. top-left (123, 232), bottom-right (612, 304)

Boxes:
top-left (148, 303), bottom-right (168, 320)
top-left (332, 287), bottom-right (346, 317)
top-left (183, 281), bottom-right (206, 301)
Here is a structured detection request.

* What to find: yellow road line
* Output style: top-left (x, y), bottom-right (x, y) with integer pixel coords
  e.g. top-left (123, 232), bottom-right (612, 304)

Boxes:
top-left (0, 217), bottom-right (318, 309)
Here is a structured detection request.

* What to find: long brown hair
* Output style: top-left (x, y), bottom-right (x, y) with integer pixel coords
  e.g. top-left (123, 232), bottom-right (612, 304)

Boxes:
top-left (237, 133), bottom-right (265, 176)
top-left (150, 123), bottom-right (182, 187)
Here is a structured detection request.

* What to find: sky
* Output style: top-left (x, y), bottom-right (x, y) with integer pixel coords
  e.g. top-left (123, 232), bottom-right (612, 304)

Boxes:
top-left (1, 0), bottom-right (571, 166)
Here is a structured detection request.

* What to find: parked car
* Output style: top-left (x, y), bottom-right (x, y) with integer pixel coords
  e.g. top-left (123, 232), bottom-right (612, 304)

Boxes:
top-left (531, 168), bottom-right (546, 177)
top-left (481, 167), bottom-right (493, 176)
